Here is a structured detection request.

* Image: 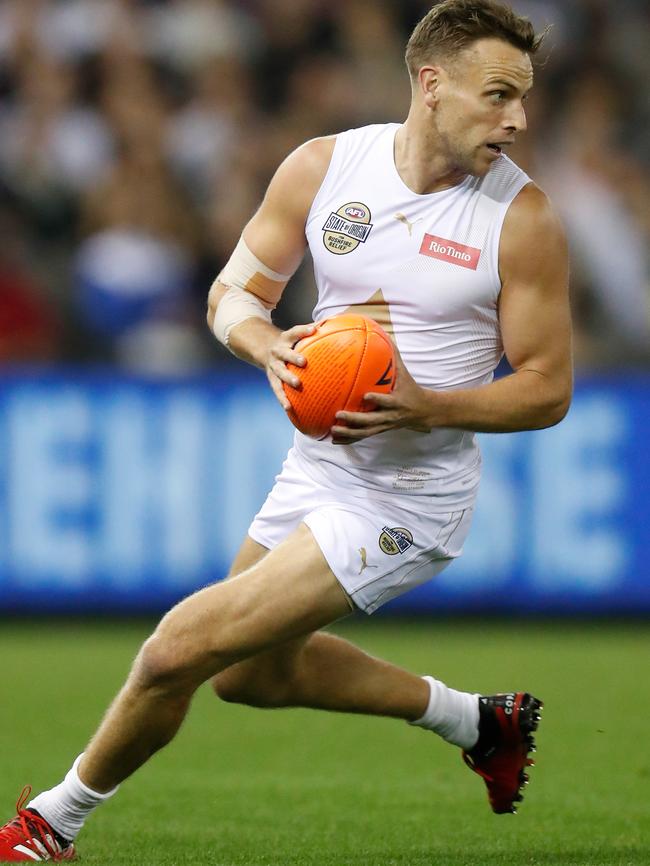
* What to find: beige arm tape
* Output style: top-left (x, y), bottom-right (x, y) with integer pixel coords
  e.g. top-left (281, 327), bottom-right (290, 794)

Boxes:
top-left (212, 237), bottom-right (294, 348)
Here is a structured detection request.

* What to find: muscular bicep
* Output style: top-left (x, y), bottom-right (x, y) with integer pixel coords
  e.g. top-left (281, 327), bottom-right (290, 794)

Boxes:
top-left (498, 184), bottom-right (573, 402)
top-left (207, 137), bottom-right (334, 332)
top-left (238, 196), bottom-right (305, 309)
top-left (242, 201), bottom-right (304, 301)
top-left (233, 136), bottom-right (335, 307)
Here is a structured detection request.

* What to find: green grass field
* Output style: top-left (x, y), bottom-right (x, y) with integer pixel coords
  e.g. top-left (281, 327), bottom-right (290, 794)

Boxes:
top-left (1, 619), bottom-right (648, 866)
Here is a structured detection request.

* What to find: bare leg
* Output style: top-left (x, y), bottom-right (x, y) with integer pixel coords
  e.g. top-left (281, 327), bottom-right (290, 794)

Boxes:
top-left (213, 632), bottom-right (430, 721)
top-left (78, 524), bottom-right (352, 793)
top-left (214, 535), bottom-right (430, 720)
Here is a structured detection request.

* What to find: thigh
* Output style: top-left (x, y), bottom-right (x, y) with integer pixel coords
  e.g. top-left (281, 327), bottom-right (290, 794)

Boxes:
top-left (156, 523), bottom-right (352, 674)
top-left (217, 534), bottom-right (311, 689)
top-left (228, 535), bottom-right (269, 577)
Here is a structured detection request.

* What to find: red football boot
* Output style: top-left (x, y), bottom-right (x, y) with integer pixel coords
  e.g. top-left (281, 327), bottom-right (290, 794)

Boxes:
top-left (0, 788), bottom-right (75, 862)
top-left (462, 692), bottom-right (543, 814)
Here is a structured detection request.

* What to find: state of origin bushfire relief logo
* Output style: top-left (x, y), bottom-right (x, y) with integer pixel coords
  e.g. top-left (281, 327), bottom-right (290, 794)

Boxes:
top-left (322, 202), bottom-right (373, 255)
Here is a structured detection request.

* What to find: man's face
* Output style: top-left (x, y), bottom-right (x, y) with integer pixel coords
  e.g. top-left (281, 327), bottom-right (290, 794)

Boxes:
top-left (426, 38), bottom-right (534, 176)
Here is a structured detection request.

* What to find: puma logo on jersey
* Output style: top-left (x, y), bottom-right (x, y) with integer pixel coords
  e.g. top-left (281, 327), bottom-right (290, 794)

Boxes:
top-left (419, 233), bottom-right (481, 270)
top-left (393, 212), bottom-right (422, 236)
top-left (358, 547), bottom-right (378, 574)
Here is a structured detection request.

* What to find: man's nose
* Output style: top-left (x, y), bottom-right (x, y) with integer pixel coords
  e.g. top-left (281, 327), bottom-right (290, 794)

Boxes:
top-left (505, 101), bottom-right (527, 133)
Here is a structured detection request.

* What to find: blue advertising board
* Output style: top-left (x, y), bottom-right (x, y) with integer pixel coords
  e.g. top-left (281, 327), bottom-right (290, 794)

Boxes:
top-left (0, 369), bottom-right (648, 614)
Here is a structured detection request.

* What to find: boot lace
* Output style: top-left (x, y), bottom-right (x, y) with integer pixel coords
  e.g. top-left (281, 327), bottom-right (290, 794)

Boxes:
top-left (0, 786), bottom-right (63, 860)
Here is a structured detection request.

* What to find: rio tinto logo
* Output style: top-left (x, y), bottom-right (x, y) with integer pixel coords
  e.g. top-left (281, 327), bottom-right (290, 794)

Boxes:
top-left (419, 233), bottom-right (481, 270)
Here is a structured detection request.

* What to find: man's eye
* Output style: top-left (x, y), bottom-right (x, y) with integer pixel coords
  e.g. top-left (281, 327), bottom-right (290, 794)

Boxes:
top-left (489, 91), bottom-right (506, 102)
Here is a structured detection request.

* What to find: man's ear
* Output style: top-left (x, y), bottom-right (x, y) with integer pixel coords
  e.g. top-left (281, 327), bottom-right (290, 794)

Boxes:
top-left (418, 66), bottom-right (443, 109)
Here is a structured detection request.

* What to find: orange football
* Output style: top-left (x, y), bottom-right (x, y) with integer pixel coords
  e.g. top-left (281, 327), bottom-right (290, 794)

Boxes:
top-left (283, 314), bottom-right (395, 439)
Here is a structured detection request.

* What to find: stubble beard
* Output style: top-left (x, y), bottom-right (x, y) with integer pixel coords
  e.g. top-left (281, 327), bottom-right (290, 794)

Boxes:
top-left (435, 123), bottom-right (484, 180)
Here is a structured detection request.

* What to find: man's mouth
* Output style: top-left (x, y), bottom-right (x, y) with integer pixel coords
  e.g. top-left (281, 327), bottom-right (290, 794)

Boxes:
top-left (486, 141), bottom-right (514, 155)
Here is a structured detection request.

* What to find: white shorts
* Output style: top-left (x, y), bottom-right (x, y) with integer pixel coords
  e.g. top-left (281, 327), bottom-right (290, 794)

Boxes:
top-left (248, 448), bottom-right (474, 614)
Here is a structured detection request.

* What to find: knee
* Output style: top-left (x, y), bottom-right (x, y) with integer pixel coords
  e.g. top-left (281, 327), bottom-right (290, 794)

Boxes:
top-left (134, 634), bottom-right (188, 690)
top-left (134, 601), bottom-right (238, 691)
top-left (135, 628), bottom-right (221, 693)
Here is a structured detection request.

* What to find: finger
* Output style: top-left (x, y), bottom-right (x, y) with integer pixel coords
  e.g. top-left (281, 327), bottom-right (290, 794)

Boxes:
top-left (331, 424), bottom-right (389, 443)
top-left (273, 344), bottom-right (307, 368)
top-left (362, 391), bottom-right (396, 407)
top-left (335, 409), bottom-right (389, 428)
top-left (270, 359), bottom-right (301, 389)
top-left (268, 372), bottom-right (292, 411)
top-left (285, 322), bottom-right (316, 345)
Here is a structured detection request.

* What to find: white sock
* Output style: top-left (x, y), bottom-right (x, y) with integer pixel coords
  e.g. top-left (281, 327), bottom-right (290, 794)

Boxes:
top-left (27, 755), bottom-right (119, 842)
top-left (410, 676), bottom-right (480, 750)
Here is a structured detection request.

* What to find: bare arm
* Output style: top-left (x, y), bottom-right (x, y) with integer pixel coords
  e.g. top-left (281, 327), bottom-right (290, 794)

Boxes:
top-left (206, 136), bottom-right (335, 407)
top-left (333, 184), bottom-right (573, 440)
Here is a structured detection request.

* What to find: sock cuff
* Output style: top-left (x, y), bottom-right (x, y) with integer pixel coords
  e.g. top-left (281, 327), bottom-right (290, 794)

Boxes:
top-left (409, 676), bottom-right (436, 728)
top-left (69, 754), bottom-right (120, 800)
top-left (408, 677), bottom-right (480, 750)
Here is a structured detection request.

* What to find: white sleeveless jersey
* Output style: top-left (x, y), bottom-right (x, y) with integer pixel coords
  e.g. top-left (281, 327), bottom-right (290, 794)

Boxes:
top-left (295, 123), bottom-right (531, 510)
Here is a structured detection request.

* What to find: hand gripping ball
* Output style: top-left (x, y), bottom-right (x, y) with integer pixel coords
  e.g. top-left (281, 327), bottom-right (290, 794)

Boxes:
top-left (283, 314), bottom-right (395, 439)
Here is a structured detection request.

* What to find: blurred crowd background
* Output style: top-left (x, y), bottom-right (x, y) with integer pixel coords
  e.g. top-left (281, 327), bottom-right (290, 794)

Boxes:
top-left (0, 0), bottom-right (648, 373)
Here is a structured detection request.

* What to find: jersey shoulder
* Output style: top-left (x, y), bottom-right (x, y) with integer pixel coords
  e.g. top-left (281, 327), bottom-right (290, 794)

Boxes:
top-left (477, 154), bottom-right (531, 205)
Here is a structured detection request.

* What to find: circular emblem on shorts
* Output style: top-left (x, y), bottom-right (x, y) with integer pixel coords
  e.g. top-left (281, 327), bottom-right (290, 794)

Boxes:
top-left (322, 201), bottom-right (373, 255)
top-left (378, 526), bottom-right (413, 555)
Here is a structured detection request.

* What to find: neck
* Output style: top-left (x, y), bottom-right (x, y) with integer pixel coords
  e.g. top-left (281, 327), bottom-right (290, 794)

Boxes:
top-left (394, 111), bottom-right (467, 195)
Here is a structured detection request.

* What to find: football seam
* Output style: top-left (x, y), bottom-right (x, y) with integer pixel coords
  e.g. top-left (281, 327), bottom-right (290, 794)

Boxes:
top-left (290, 323), bottom-right (365, 354)
top-left (312, 324), bottom-right (366, 339)
top-left (342, 321), bottom-right (371, 415)
top-left (292, 323), bottom-right (366, 366)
